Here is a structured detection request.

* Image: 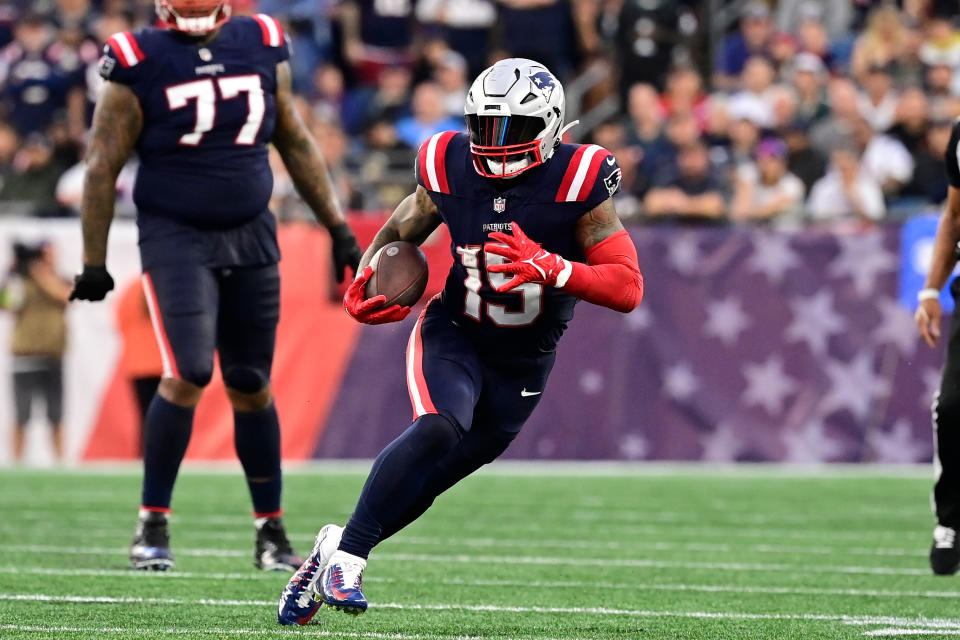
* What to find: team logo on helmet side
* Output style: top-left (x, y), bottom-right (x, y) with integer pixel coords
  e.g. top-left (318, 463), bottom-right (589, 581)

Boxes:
top-left (528, 71), bottom-right (557, 101)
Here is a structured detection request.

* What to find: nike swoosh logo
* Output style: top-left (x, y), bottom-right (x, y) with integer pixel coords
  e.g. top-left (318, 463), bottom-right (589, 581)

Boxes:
top-left (606, 156), bottom-right (616, 165)
top-left (521, 389), bottom-right (541, 397)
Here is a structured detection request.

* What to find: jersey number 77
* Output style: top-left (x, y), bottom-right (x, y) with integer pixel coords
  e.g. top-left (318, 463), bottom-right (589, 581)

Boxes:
top-left (165, 74), bottom-right (265, 146)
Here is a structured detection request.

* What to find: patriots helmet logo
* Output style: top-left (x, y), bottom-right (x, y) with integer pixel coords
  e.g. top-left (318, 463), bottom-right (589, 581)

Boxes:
top-left (528, 71), bottom-right (557, 102)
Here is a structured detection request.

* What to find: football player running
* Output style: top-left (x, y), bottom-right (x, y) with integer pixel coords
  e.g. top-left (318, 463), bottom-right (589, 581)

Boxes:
top-left (71, 0), bottom-right (362, 571)
top-left (277, 58), bottom-right (643, 624)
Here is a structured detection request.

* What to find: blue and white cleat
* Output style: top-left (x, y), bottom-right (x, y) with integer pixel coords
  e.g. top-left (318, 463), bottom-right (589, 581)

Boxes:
top-left (276, 524), bottom-right (343, 626)
top-left (130, 510), bottom-right (175, 571)
top-left (319, 551), bottom-right (368, 615)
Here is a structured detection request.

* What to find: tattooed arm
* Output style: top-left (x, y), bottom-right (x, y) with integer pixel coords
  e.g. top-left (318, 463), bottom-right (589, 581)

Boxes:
top-left (358, 186), bottom-right (442, 271)
top-left (272, 61), bottom-right (361, 280)
top-left (80, 82), bottom-right (142, 267)
top-left (485, 197), bottom-right (642, 313)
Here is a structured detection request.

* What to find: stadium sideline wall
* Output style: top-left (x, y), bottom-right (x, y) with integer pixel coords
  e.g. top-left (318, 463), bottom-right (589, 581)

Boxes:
top-left (0, 218), bottom-right (945, 466)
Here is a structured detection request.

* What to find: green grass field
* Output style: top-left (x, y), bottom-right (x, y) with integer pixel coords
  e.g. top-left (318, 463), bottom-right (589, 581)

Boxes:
top-left (0, 464), bottom-right (957, 639)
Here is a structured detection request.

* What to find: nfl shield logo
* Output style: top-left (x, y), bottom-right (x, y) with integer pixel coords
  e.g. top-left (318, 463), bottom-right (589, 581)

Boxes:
top-left (493, 197), bottom-right (506, 213)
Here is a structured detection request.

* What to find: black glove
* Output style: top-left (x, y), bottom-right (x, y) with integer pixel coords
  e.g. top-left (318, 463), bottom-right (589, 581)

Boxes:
top-left (69, 264), bottom-right (115, 301)
top-left (330, 223), bottom-right (362, 284)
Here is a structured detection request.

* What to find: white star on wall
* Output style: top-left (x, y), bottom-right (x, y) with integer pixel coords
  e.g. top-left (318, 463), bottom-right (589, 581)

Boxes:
top-left (624, 305), bottom-right (652, 332)
top-left (741, 355), bottom-right (798, 415)
top-left (782, 419), bottom-right (845, 462)
top-left (827, 231), bottom-right (897, 297)
top-left (667, 234), bottom-right (700, 275)
top-left (700, 421), bottom-right (742, 462)
top-left (704, 296), bottom-right (751, 346)
top-left (872, 298), bottom-right (920, 357)
top-left (867, 418), bottom-right (929, 463)
top-left (619, 432), bottom-right (649, 459)
top-left (785, 290), bottom-right (846, 355)
top-left (747, 233), bottom-right (801, 284)
top-left (579, 369), bottom-right (604, 395)
top-left (663, 362), bottom-right (700, 402)
top-left (819, 350), bottom-right (890, 420)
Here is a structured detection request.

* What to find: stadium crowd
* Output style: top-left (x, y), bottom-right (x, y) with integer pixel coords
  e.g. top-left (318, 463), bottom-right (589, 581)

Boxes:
top-left (0, 0), bottom-right (958, 225)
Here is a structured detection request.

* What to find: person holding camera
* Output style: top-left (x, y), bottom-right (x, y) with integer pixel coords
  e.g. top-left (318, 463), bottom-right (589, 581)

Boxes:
top-left (0, 241), bottom-right (71, 462)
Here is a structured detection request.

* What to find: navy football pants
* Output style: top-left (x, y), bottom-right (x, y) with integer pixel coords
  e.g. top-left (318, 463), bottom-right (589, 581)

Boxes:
top-left (141, 264), bottom-right (280, 392)
top-left (339, 298), bottom-right (556, 556)
top-left (408, 297), bottom-right (555, 438)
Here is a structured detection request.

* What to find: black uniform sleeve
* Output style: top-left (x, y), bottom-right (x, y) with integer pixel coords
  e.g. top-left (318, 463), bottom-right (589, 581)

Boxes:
top-left (945, 120), bottom-right (960, 189)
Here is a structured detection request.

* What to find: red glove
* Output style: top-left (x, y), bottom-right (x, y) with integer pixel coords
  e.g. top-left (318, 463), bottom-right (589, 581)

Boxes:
top-left (484, 223), bottom-right (572, 292)
top-left (343, 266), bottom-right (412, 325)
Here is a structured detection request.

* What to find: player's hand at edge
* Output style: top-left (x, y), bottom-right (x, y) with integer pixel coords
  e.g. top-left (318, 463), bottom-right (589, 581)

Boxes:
top-left (916, 297), bottom-right (943, 348)
top-left (343, 265), bottom-right (412, 325)
top-left (484, 222), bottom-right (570, 292)
top-left (330, 223), bottom-right (362, 283)
top-left (69, 264), bottom-right (115, 302)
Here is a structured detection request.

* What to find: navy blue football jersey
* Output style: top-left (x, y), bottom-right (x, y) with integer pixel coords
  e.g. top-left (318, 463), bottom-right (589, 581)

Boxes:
top-left (416, 131), bottom-right (622, 354)
top-left (99, 15), bottom-right (289, 229)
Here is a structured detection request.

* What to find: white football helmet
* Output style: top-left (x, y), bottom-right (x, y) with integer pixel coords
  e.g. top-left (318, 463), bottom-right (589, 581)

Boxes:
top-left (464, 58), bottom-right (571, 178)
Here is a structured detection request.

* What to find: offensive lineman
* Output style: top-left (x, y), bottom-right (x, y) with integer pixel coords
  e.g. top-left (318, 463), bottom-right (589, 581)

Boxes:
top-left (277, 58), bottom-right (643, 624)
top-left (70, 0), bottom-right (362, 571)
top-left (916, 118), bottom-right (960, 575)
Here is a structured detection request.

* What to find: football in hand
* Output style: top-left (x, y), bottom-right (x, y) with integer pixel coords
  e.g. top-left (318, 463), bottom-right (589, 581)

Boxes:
top-left (365, 241), bottom-right (429, 308)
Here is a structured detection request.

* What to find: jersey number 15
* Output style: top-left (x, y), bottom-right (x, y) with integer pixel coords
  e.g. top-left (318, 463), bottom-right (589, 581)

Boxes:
top-left (165, 75), bottom-right (265, 146)
top-left (458, 245), bottom-right (542, 327)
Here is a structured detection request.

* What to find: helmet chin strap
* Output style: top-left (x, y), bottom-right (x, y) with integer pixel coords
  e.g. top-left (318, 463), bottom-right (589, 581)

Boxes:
top-left (558, 120), bottom-right (580, 139)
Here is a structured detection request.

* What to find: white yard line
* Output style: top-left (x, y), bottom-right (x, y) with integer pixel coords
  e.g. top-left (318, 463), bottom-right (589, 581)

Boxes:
top-left (2, 565), bottom-right (957, 600)
top-left (0, 545), bottom-right (932, 576)
top-left (0, 526), bottom-right (928, 559)
top-left (1, 593), bottom-right (958, 629)
top-left (863, 631), bottom-right (960, 637)
top-left (0, 625), bottom-right (505, 640)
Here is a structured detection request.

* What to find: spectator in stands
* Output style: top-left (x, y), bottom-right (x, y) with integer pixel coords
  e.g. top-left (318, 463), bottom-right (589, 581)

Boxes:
top-left (783, 122), bottom-right (827, 196)
top-left (810, 78), bottom-right (861, 156)
top-left (395, 82), bottom-right (462, 149)
top-left (637, 111), bottom-right (699, 196)
top-left (921, 51), bottom-right (960, 118)
top-left (337, 0), bottom-right (415, 85)
top-left (777, 0), bottom-right (852, 42)
top-left (731, 137), bottom-right (805, 225)
top-left (643, 140), bottom-right (727, 224)
top-left (313, 116), bottom-right (356, 209)
top-left (352, 117), bottom-right (416, 210)
top-left (659, 64), bottom-right (708, 126)
top-left (858, 63), bottom-right (899, 132)
top-left (309, 63), bottom-right (346, 123)
top-left (904, 117), bottom-right (952, 205)
top-left (0, 133), bottom-right (68, 217)
top-left (0, 240), bottom-right (71, 463)
top-left (623, 83), bottom-right (665, 151)
top-left (714, 1), bottom-right (773, 92)
top-left (726, 99), bottom-right (763, 170)
top-left (496, 0), bottom-right (577, 78)
top-left (612, 0), bottom-right (698, 97)
top-left (889, 88), bottom-right (931, 158)
top-left (849, 6), bottom-right (915, 83)
top-left (769, 85), bottom-right (798, 132)
top-left (796, 12), bottom-right (837, 73)
top-left (0, 13), bottom-right (79, 138)
top-left (790, 52), bottom-right (829, 126)
top-left (853, 117), bottom-right (914, 199)
top-left (415, 0), bottom-right (496, 78)
top-left (919, 15), bottom-right (960, 72)
top-left (730, 56), bottom-right (778, 128)
top-left (807, 140), bottom-right (886, 223)
top-left (432, 49), bottom-right (468, 119)
top-left (769, 31), bottom-right (799, 76)
top-left (349, 65), bottom-right (413, 136)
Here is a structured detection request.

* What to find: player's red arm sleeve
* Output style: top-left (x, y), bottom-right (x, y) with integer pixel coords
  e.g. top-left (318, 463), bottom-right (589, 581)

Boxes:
top-left (561, 230), bottom-right (643, 313)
